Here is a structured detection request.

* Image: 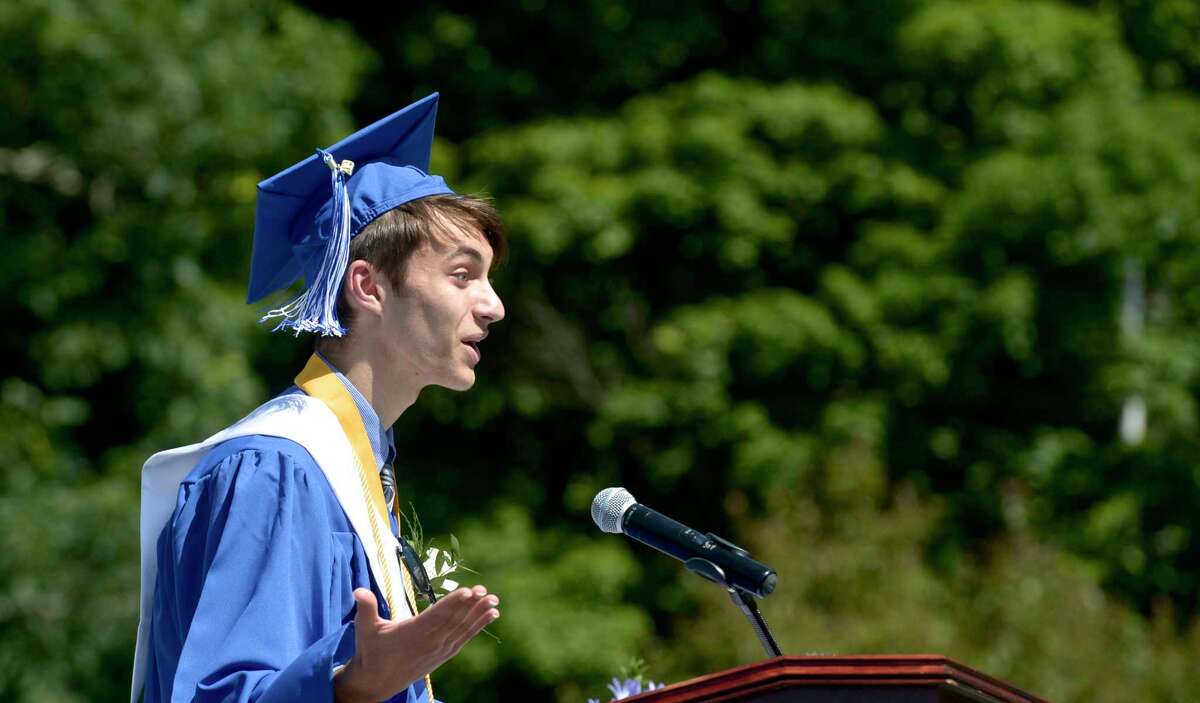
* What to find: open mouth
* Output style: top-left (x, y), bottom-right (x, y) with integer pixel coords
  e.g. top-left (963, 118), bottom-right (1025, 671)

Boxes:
top-left (463, 341), bottom-right (481, 363)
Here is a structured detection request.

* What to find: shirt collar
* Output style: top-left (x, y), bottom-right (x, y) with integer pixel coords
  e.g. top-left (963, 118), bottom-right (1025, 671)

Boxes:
top-left (315, 351), bottom-right (395, 471)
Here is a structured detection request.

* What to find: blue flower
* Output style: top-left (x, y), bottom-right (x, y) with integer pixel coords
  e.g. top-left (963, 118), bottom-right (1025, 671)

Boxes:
top-left (603, 677), bottom-right (664, 700)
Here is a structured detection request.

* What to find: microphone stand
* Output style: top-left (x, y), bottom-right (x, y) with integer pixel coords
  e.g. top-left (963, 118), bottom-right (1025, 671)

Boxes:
top-left (684, 534), bottom-right (783, 659)
top-left (727, 587), bottom-right (782, 658)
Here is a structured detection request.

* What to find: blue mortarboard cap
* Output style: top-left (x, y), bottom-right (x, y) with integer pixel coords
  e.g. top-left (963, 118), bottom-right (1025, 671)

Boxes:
top-left (248, 92), bottom-right (456, 336)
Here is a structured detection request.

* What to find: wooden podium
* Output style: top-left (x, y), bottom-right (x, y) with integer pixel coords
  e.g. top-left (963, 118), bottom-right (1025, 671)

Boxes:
top-left (625, 655), bottom-right (1047, 703)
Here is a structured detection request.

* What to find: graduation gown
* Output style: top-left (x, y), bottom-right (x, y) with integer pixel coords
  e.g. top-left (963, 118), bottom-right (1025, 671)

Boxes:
top-left (136, 358), bottom-right (434, 703)
top-left (142, 435), bottom-right (430, 703)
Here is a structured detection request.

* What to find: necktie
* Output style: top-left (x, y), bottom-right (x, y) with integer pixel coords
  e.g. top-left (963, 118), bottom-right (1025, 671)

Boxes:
top-left (380, 462), bottom-right (397, 514)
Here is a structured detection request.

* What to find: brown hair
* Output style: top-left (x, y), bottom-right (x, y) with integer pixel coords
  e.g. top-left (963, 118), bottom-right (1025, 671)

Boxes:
top-left (318, 194), bottom-right (506, 346)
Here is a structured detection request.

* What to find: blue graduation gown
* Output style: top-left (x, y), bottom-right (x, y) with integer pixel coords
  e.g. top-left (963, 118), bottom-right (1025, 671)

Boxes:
top-left (143, 434), bottom-right (432, 703)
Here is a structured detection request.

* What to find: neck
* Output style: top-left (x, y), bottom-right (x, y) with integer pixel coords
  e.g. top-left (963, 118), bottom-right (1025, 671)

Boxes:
top-left (320, 339), bottom-right (419, 428)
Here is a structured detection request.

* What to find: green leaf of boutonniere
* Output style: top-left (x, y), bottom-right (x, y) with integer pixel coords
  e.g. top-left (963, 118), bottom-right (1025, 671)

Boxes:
top-left (401, 504), bottom-right (500, 642)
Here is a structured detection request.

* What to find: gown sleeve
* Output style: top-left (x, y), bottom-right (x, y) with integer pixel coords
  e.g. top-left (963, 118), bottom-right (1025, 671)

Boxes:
top-left (150, 438), bottom-right (358, 703)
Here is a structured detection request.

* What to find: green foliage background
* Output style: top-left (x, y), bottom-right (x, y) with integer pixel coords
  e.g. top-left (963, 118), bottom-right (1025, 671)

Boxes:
top-left (3, 0), bottom-right (1200, 700)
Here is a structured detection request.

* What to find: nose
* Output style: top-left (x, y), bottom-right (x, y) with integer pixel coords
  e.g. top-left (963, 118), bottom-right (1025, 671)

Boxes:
top-left (475, 279), bottom-right (505, 325)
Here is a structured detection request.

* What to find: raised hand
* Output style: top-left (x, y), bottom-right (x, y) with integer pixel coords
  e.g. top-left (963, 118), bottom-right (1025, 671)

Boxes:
top-left (334, 585), bottom-right (500, 702)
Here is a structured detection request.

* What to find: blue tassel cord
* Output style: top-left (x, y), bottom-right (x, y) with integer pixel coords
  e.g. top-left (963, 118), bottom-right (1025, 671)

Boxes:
top-left (260, 149), bottom-right (354, 337)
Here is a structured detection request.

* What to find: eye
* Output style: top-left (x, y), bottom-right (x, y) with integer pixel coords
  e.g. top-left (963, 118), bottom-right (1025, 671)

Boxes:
top-left (451, 270), bottom-right (470, 282)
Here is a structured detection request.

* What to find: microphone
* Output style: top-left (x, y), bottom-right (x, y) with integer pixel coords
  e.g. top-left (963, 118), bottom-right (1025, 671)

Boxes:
top-left (591, 487), bottom-right (777, 598)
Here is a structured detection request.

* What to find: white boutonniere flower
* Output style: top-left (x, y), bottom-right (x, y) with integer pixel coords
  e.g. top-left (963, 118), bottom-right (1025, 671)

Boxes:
top-left (402, 506), bottom-right (498, 641)
top-left (403, 506), bottom-right (477, 598)
top-left (421, 536), bottom-right (470, 596)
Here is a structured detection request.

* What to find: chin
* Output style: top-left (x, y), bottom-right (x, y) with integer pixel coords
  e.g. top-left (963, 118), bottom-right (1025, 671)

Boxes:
top-left (444, 370), bottom-right (476, 392)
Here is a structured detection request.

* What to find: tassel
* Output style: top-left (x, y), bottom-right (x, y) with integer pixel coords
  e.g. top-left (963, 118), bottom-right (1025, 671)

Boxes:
top-left (260, 149), bottom-right (354, 337)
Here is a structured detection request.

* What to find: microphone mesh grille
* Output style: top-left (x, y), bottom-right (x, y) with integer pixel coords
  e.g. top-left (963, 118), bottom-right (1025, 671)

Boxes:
top-left (591, 487), bottom-right (637, 534)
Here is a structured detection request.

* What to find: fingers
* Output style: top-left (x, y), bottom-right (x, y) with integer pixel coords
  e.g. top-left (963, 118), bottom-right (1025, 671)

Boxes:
top-left (413, 585), bottom-right (498, 649)
top-left (473, 601), bottom-right (500, 632)
top-left (447, 603), bottom-right (499, 653)
top-left (467, 597), bottom-right (500, 635)
top-left (420, 586), bottom-right (499, 627)
top-left (445, 593), bottom-right (500, 652)
top-left (430, 585), bottom-right (487, 613)
top-left (353, 587), bottom-right (382, 628)
top-left (459, 592), bottom-right (499, 628)
top-left (457, 587), bottom-right (496, 626)
top-left (346, 585), bottom-right (498, 694)
top-left (421, 586), bottom-right (477, 621)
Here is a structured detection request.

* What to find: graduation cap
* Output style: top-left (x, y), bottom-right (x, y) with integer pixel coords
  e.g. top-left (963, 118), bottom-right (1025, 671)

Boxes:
top-left (248, 92), bottom-right (456, 336)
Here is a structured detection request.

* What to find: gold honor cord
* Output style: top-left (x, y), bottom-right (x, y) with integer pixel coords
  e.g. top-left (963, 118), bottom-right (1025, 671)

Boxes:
top-left (295, 354), bottom-right (433, 701)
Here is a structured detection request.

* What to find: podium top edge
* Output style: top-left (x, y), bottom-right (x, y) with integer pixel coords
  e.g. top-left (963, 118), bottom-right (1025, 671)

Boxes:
top-left (624, 654), bottom-right (1048, 703)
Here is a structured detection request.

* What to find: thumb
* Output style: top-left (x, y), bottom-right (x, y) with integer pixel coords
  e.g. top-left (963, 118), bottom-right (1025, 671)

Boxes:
top-left (353, 588), bottom-right (382, 628)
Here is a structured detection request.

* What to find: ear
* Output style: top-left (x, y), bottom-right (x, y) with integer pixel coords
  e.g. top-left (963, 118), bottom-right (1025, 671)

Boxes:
top-left (343, 259), bottom-right (387, 321)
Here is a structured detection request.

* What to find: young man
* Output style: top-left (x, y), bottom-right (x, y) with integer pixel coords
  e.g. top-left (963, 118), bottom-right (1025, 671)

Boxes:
top-left (132, 94), bottom-right (503, 703)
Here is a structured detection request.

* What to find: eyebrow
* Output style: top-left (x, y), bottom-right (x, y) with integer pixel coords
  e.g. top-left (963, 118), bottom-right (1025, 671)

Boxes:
top-left (447, 245), bottom-right (484, 265)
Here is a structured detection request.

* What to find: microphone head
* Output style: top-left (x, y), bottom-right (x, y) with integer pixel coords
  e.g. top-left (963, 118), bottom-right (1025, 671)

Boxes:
top-left (591, 487), bottom-right (637, 534)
